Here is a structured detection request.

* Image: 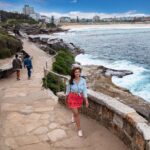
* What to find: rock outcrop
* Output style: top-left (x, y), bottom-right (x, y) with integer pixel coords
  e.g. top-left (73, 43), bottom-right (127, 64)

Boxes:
top-left (19, 24), bottom-right (67, 35)
top-left (82, 65), bottom-right (150, 120)
top-left (28, 36), bottom-right (84, 56)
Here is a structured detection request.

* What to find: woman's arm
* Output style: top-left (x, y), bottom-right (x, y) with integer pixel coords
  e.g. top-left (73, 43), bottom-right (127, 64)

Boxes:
top-left (66, 82), bottom-right (70, 96)
top-left (83, 79), bottom-right (89, 108)
top-left (65, 82), bottom-right (70, 105)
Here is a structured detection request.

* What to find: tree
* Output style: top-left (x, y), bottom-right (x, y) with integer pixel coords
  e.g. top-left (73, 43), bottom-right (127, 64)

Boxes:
top-left (51, 15), bottom-right (55, 24)
top-left (76, 16), bottom-right (79, 23)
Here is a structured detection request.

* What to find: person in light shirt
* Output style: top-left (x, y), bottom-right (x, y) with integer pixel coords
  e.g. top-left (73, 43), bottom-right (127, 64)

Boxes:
top-left (66, 67), bottom-right (89, 137)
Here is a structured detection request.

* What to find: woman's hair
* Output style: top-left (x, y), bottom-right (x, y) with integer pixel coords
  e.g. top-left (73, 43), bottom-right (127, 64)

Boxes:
top-left (25, 54), bottom-right (30, 58)
top-left (69, 67), bottom-right (82, 85)
top-left (15, 54), bottom-right (18, 58)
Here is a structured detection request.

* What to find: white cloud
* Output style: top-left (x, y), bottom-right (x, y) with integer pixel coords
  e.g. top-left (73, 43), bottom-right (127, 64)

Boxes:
top-left (0, 2), bottom-right (14, 7)
top-left (0, 2), bottom-right (23, 12)
top-left (40, 11), bottom-right (149, 19)
top-left (71, 0), bottom-right (78, 3)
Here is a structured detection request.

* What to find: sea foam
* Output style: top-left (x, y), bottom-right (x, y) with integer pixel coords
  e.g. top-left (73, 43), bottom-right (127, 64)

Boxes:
top-left (76, 54), bottom-right (150, 102)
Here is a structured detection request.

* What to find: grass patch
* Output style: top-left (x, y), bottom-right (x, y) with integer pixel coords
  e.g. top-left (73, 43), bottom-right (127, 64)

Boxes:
top-left (0, 28), bottom-right (22, 59)
top-left (43, 49), bottom-right (74, 95)
top-left (52, 49), bottom-right (75, 75)
top-left (42, 72), bottom-right (65, 94)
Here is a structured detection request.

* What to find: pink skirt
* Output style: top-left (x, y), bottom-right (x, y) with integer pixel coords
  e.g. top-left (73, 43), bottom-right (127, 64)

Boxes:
top-left (67, 93), bottom-right (83, 108)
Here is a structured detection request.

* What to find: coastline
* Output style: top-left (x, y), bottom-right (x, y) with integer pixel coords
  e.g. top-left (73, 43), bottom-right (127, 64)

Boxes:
top-left (27, 28), bottom-right (150, 120)
top-left (61, 23), bottom-right (150, 30)
top-left (82, 64), bottom-right (150, 120)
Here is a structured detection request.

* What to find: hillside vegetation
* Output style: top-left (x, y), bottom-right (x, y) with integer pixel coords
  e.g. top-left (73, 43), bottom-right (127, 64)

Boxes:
top-left (43, 48), bottom-right (75, 94)
top-left (53, 49), bottom-right (75, 75)
top-left (0, 10), bottom-right (38, 27)
top-left (0, 28), bottom-right (22, 59)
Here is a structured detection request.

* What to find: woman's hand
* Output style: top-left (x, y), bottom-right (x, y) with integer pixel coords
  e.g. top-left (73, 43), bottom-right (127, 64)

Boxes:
top-left (65, 95), bottom-right (68, 106)
top-left (85, 99), bottom-right (89, 108)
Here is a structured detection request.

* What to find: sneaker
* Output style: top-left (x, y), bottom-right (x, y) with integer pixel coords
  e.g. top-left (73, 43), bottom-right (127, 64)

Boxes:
top-left (78, 130), bottom-right (83, 137)
top-left (71, 115), bottom-right (75, 123)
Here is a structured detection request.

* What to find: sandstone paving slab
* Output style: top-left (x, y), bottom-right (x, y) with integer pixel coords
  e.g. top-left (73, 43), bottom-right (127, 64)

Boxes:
top-left (15, 135), bottom-right (40, 146)
top-left (49, 122), bottom-right (60, 130)
top-left (32, 126), bottom-right (49, 135)
top-left (24, 121), bottom-right (43, 133)
top-left (38, 134), bottom-right (49, 142)
top-left (34, 106), bottom-right (54, 112)
top-left (53, 135), bottom-right (90, 148)
top-left (6, 112), bottom-right (26, 121)
top-left (15, 142), bottom-right (50, 150)
top-left (5, 137), bottom-right (18, 149)
top-left (1, 103), bottom-right (27, 112)
top-left (0, 139), bottom-right (11, 150)
top-left (40, 119), bottom-right (50, 126)
top-left (20, 106), bottom-right (33, 115)
top-left (0, 39), bottom-right (128, 150)
top-left (40, 113), bottom-right (50, 120)
top-left (3, 122), bottom-right (26, 137)
top-left (4, 92), bottom-right (27, 98)
top-left (26, 113), bottom-right (41, 121)
top-left (47, 129), bottom-right (67, 142)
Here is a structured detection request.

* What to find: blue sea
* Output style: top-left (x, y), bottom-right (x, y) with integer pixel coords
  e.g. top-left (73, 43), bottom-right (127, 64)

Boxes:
top-left (52, 27), bottom-right (150, 102)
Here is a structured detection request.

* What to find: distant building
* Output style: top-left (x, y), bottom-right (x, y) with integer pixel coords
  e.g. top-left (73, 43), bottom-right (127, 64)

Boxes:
top-left (29, 13), bottom-right (40, 21)
top-left (80, 18), bottom-right (92, 23)
top-left (40, 15), bottom-right (50, 23)
top-left (141, 17), bottom-right (150, 22)
top-left (23, 5), bottom-right (34, 15)
top-left (60, 17), bottom-right (71, 23)
top-left (101, 18), bottom-right (114, 22)
top-left (93, 15), bottom-right (100, 22)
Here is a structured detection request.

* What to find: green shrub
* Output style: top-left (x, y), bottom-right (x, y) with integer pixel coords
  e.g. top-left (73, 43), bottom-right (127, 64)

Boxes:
top-left (47, 23), bottom-right (56, 28)
top-left (0, 48), bottom-right (11, 59)
top-left (0, 29), bottom-right (22, 59)
top-left (42, 72), bottom-right (65, 94)
top-left (52, 50), bottom-right (75, 75)
top-left (7, 19), bottom-right (38, 25)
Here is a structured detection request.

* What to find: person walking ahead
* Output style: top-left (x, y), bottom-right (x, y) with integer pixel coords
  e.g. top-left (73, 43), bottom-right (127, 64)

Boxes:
top-left (24, 54), bottom-right (33, 80)
top-left (66, 67), bottom-right (89, 137)
top-left (12, 54), bottom-right (22, 80)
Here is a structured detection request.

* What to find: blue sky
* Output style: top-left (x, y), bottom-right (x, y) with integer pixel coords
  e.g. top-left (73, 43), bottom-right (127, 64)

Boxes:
top-left (0, 0), bottom-right (150, 18)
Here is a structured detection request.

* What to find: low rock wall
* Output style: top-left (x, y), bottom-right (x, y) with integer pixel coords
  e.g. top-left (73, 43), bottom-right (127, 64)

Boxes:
top-left (0, 66), bottom-right (14, 79)
top-left (57, 90), bottom-right (150, 150)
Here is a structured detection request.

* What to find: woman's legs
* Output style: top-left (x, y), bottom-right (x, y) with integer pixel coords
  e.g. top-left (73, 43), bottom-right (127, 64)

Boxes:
top-left (71, 108), bottom-right (81, 130)
top-left (27, 67), bottom-right (31, 79)
top-left (16, 70), bottom-right (20, 80)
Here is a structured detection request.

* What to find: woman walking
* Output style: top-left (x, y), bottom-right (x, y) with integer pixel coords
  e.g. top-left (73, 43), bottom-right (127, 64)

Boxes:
top-left (66, 67), bottom-right (89, 137)
top-left (24, 54), bottom-right (33, 80)
top-left (12, 54), bottom-right (22, 80)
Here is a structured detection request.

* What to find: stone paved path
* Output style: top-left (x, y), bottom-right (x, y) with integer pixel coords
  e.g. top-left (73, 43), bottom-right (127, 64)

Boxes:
top-left (0, 39), bottom-right (128, 150)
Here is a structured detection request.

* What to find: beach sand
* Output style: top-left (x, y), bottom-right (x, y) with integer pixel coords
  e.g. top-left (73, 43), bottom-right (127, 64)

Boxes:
top-left (62, 23), bottom-right (150, 30)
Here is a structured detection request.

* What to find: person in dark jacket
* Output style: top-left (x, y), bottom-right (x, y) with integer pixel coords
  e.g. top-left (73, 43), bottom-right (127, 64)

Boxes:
top-left (24, 54), bottom-right (33, 80)
top-left (12, 54), bottom-right (22, 80)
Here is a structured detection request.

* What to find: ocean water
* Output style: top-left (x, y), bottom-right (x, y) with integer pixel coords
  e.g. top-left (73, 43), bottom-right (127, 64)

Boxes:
top-left (52, 27), bottom-right (150, 102)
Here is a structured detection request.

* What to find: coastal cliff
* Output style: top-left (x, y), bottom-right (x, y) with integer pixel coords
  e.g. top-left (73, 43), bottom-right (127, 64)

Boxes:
top-left (28, 35), bottom-right (150, 121)
top-left (82, 65), bottom-right (150, 120)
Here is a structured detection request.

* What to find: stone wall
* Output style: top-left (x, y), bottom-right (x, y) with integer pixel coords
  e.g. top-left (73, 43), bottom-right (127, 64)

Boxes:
top-left (57, 89), bottom-right (150, 150)
top-left (0, 66), bottom-right (14, 79)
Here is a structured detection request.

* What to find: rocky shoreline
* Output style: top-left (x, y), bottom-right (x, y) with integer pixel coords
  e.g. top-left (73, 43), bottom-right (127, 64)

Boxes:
top-left (29, 35), bottom-right (150, 120)
top-left (1, 27), bottom-right (149, 121)
top-left (28, 36), bottom-right (84, 56)
top-left (82, 65), bottom-right (150, 120)
top-left (28, 35), bottom-right (150, 121)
